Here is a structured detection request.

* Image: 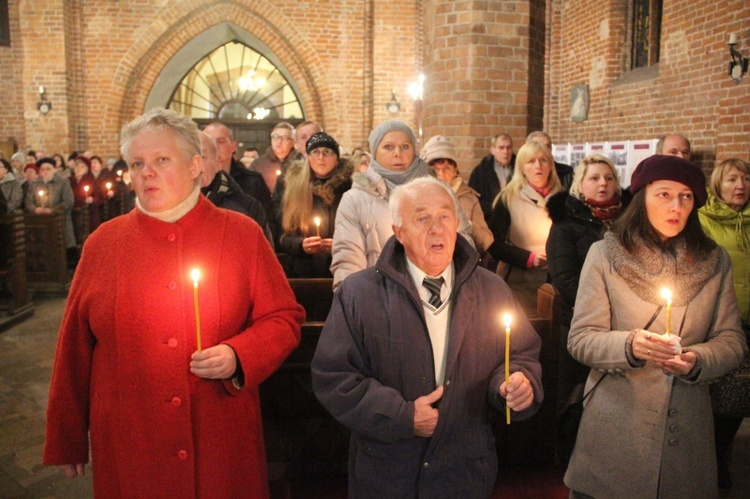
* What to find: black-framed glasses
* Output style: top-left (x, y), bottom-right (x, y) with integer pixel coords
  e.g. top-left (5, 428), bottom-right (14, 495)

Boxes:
top-left (271, 134), bottom-right (293, 142)
top-left (309, 148), bottom-right (336, 158)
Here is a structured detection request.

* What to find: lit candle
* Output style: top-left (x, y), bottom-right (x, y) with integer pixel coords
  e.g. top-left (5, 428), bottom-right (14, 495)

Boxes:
top-left (314, 216), bottom-right (321, 237)
top-left (116, 169), bottom-right (123, 178)
top-left (83, 185), bottom-right (90, 196)
top-left (660, 288), bottom-right (672, 335)
top-left (503, 313), bottom-right (512, 425)
top-left (191, 269), bottom-right (202, 352)
top-left (38, 190), bottom-right (45, 209)
top-left (275, 169), bottom-right (282, 177)
top-left (106, 182), bottom-right (112, 191)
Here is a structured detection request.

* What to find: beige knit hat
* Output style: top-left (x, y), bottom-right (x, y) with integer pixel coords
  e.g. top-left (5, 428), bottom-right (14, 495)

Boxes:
top-left (420, 135), bottom-right (457, 165)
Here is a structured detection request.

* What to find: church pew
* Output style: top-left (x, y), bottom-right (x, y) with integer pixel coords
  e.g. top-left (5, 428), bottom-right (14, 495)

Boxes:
top-left (24, 212), bottom-right (69, 295)
top-left (0, 211), bottom-right (34, 329)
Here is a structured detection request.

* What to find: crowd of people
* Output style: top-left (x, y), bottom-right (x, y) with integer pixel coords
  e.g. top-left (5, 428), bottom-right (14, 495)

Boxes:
top-left (28, 108), bottom-right (748, 498)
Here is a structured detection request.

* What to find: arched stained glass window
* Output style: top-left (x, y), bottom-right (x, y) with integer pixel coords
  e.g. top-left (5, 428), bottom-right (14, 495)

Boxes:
top-left (168, 42), bottom-right (303, 121)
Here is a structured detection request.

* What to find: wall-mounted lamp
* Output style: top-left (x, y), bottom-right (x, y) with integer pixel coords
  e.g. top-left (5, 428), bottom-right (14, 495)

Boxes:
top-left (385, 89), bottom-right (400, 114)
top-left (408, 74), bottom-right (425, 146)
top-left (728, 34), bottom-right (749, 84)
top-left (37, 86), bottom-right (52, 114)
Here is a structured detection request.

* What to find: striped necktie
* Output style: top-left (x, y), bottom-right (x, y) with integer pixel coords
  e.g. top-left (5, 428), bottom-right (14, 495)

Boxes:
top-left (423, 276), bottom-right (445, 308)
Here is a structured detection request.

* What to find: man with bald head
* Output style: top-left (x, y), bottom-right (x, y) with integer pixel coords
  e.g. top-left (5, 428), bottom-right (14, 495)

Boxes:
top-left (203, 122), bottom-right (272, 217)
top-left (294, 121), bottom-right (322, 160)
top-left (656, 133), bottom-right (691, 160)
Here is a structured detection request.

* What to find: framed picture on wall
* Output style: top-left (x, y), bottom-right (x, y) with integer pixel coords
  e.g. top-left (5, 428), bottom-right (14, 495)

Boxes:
top-left (570, 84), bottom-right (589, 122)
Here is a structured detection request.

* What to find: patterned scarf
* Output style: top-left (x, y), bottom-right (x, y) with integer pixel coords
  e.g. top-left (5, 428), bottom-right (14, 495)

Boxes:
top-left (604, 231), bottom-right (721, 306)
top-left (581, 192), bottom-right (623, 227)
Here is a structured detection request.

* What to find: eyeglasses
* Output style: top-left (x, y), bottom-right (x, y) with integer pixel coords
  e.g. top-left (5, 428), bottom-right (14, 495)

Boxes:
top-left (309, 148), bottom-right (337, 158)
top-left (270, 134), bottom-right (293, 142)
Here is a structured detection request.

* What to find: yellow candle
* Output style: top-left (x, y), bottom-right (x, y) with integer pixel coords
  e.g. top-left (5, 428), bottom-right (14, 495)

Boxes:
top-left (314, 216), bottom-right (321, 237)
top-left (660, 288), bottom-right (672, 335)
top-left (503, 313), bottom-right (512, 425)
top-left (191, 269), bottom-right (202, 352)
top-left (38, 190), bottom-right (45, 209)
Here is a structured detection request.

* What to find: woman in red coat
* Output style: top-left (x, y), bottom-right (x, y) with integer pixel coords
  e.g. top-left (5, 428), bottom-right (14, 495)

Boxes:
top-left (43, 108), bottom-right (305, 498)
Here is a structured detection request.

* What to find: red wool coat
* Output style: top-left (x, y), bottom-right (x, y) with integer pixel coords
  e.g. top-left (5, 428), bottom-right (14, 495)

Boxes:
top-left (43, 196), bottom-right (305, 498)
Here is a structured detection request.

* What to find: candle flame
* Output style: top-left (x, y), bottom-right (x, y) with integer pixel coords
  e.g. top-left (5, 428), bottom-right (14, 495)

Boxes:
top-left (502, 313), bottom-right (512, 329)
top-left (106, 182), bottom-right (112, 189)
top-left (191, 268), bottom-right (200, 285)
top-left (38, 190), bottom-right (44, 196)
top-left (314, 216), bottom-right (321, 227)
top-left (117, 170), bottom-right (123, 176)
top-left (275, 169), bottom-right (282, 176)
top-left (84, 185), bottom-right (90, 192)
top-left (660, 288), bottom-right (672, 303)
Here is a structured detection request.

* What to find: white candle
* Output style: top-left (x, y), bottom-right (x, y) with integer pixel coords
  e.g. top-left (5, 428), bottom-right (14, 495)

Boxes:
top-left (314, 216), bottom-right (321, 237)
top-left (729, 33), bottom-right (738, 45)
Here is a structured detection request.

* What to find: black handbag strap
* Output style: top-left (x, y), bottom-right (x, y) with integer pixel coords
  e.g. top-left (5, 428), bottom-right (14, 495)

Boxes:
top-left (583, 305), bottom-right (664, 402)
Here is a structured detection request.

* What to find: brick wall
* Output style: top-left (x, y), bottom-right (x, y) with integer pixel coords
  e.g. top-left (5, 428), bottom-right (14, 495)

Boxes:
top-left (0, 0), bottom-right (419, 158)
top-left (1, 0), bottom-right (747, 170)
top-left (421, 0), bottom-right (537, 177)
top-left (545, 0), bottom-right (750, 168)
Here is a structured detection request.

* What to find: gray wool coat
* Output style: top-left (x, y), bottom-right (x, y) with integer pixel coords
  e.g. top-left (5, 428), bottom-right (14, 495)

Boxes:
top-left (564, 240), bottom-right (746, 499)
top-left (312, 235), bottom-right (543, 498)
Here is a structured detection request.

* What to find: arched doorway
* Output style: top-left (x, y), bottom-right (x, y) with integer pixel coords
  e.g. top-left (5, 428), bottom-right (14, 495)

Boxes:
top-left (146, 22), bottom-right (307, 153)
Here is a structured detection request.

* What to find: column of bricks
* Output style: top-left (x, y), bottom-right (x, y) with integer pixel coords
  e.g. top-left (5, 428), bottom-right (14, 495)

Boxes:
top-left (421, 0), bottom-right (534, 178)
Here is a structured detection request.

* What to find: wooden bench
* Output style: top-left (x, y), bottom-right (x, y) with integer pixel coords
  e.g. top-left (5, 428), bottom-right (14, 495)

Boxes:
top-left (24, 212), bottom-right (69, 295)
top-left (0, 211), bottom-right (34, 330)
top-left (261, 278), bottom-right (347, 483)
top-left (492, 283), bottom-right (562, 466)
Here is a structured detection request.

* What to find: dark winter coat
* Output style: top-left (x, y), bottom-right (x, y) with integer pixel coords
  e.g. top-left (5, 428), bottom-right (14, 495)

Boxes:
top-left (272, 159), bottom-right (352, 278)
top-left (201, 170), bottom-right (273, 247)
top-left (229, 158), bottom-right (272, 218)
top-left (546, 192), bottom-right (608, 325)
top-left (468, 153), bottom-right (512, 221)
top-left (312, 235), bottom-right (543, 498)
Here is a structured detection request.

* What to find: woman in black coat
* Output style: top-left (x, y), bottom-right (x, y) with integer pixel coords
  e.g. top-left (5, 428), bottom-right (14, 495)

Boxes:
top-left (545, 154), bottom-right (623, 459)
top-left (272, 132), bottom-right (353, 278)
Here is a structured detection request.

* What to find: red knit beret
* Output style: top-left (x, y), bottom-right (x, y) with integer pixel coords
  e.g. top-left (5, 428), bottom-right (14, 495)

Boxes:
top-left (629, 154), bottom-right (707, 207)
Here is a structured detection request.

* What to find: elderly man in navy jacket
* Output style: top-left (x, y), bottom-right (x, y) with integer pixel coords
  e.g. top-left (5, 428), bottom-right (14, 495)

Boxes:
top-left (312, 176), bottom-right (543, 498)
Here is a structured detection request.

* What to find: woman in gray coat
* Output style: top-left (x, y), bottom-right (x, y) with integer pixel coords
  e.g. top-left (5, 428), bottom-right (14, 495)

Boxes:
top-left (565, 155), bottom-right (747, 498)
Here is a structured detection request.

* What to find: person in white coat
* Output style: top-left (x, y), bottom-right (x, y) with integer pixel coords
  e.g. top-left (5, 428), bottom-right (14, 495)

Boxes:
top-left (330, 120), bottom-right (473, 290)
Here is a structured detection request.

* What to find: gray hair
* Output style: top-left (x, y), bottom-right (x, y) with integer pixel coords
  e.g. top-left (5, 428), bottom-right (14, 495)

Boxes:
top-left (199, 131), bottom-right (218, 160)
top-left (390, 176), bottom-right (459, 227)
top-left (120, 108), bottom-right (201, 163)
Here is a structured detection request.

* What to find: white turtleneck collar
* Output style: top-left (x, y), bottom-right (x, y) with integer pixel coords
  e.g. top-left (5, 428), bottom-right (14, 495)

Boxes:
top-left (136, 182), bottom-right (201, 223)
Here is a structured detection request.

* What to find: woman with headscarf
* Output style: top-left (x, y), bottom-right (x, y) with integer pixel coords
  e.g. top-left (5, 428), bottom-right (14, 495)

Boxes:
top-left (330, 120), bottom-right (473, 290)
top-left (698, 158), bottom-right (750, 491)
top-left (69, 155), bottom-right (103, 233)
top-left (564, 155), bottom-right (746, 498)
top-left (25, 158), bottom-right (77, 250)
top-left (273, 131), bottom-right (353, 278)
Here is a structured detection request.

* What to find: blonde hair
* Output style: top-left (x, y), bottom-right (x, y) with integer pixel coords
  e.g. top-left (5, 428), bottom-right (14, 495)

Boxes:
top-left (569, 154), bottom-right (621, 198)
top-left (282, 160), bottom-right (315, 234)
top-left (709, 158), bottom-right (750, 203)
top-left (496, 140), bottom-right (560, 208)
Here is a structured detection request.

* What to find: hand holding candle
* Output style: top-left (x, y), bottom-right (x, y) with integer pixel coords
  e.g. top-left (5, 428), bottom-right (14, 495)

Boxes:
top-left (38, 190), bottom-right (45, 209)
top-left (503, 313), bottom-right (512, 425)
top-left (314, 216), bottom-right (321, 237)
top-left (191, 268), bottom-right (202, 352)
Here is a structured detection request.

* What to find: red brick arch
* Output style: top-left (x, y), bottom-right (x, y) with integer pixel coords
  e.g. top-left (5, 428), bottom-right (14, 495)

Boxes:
top-left (100, 1), bottom-right (332, 149)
